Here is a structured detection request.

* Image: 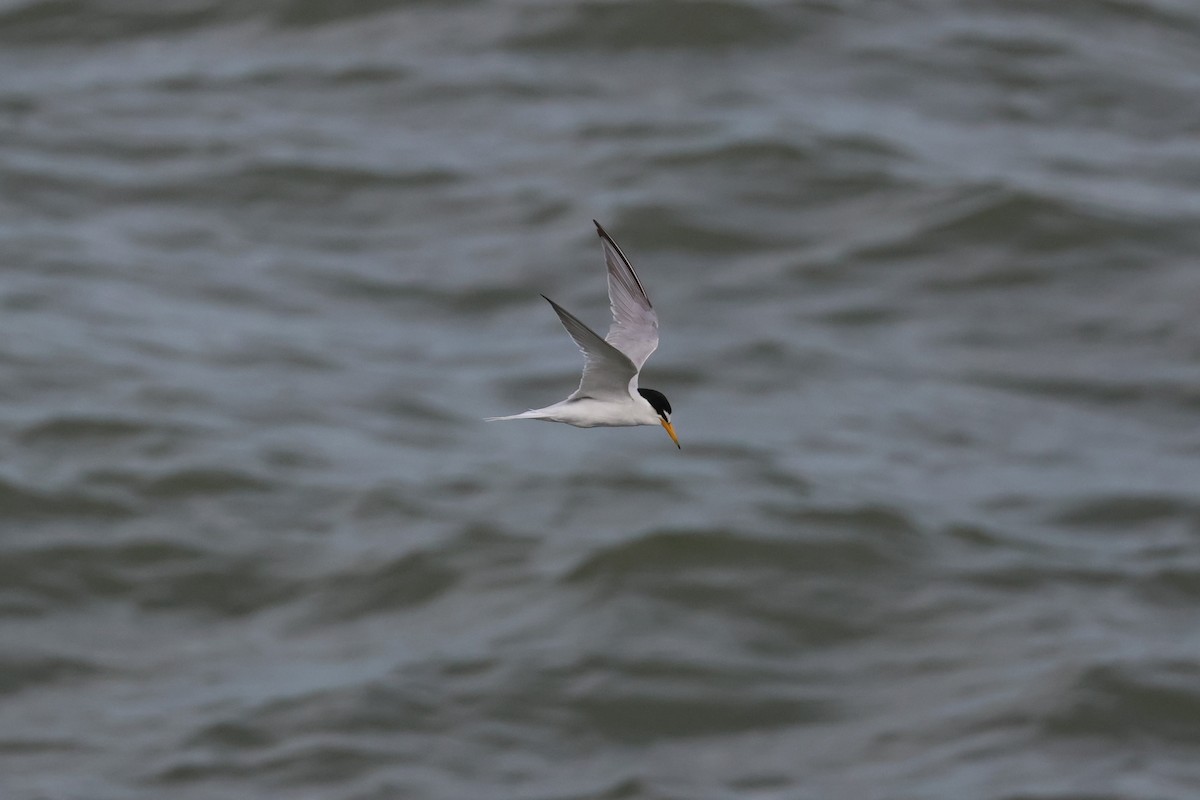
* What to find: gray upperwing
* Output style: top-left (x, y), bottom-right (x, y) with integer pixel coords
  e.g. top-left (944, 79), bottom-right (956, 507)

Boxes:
top-left (594, 221), bottom-right (659, 371)
top-left (542, 295), bottom-right (638, 400)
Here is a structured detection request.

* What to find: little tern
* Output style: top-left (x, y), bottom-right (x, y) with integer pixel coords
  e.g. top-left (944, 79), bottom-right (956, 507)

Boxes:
top-left (486, 221), bottom-right (680, 448)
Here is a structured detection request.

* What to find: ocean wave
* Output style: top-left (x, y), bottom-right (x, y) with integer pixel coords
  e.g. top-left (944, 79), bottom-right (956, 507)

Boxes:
top-left (0, 0), bottom-right (222, 44)
top-left (17, 414), bottom-right (161, 445)
top-left (0, 653), bottom-right (105, 696)
top-left (0, 475), bottom-right (133, 520)
top-left (0, 540), bottom-right (300, 617)
top-left (272, 0), bottom-right (451, 29)
top-left (304, 551), bottom-right (458, 623)
top-left (154, 161), bottom-right (462, 210)
top-left (505, 0), bottom-right (794, 52)
top-left (564, 522), bottom-right (916, 647)
top-left (1049, 492), bottom-right (1200, 530)
top-left (1042, 660), bottom-right (1200, 745)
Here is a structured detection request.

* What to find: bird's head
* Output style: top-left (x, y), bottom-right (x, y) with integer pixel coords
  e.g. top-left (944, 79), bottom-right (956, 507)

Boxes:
top-left (637, 388), bottom-right (679, 449)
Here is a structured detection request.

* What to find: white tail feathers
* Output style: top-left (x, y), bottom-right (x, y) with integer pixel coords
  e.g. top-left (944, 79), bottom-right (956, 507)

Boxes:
top-left (484, 410), bottom-right (545, 422)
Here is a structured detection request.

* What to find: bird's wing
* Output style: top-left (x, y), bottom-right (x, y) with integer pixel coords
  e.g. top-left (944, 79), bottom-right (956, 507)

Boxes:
top-left (542, 295), bottom-right (639, 400)
top-left (594, 220), bottom-right (659, 372)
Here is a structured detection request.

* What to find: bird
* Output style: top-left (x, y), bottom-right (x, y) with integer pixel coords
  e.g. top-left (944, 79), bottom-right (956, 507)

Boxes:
top-left (486, 221), bottom-right (680, 449)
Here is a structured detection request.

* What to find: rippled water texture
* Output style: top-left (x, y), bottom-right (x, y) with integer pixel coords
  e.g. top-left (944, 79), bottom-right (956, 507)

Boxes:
top-left (3, 1), bottom-right (1200, 798)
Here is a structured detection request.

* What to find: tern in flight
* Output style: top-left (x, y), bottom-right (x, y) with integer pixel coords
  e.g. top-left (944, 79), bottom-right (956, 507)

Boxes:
top-left (486, 221), bottom-right (680, 448)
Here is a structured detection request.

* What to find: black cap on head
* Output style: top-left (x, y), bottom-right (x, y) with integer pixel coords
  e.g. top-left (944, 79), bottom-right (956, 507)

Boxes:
top-left (637, 387), bottom-right (672, 420)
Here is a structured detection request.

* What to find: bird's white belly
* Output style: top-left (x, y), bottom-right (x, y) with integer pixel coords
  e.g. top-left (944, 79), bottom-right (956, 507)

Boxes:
top-left (539, 397), bottom-right (657, 428)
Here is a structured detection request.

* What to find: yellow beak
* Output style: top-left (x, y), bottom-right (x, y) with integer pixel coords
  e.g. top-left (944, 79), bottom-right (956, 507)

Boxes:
top-left (660, 418), bottom-right (680, 449)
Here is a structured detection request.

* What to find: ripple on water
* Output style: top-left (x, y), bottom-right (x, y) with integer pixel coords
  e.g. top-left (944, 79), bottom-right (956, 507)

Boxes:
top-left (157, 675), bottom-right (450, 786)
top-left (1047, 492), bottom-right (1200, 531)
top-left (541, 654), bottom-right (834, 743)
top-left (564, 517), bottom-right (921, 648)
top-left (155, 161), bottom-right (461, 213)
top-left (303, 551), bottom-right (459, 624)
top-left (907, 186), bottom-right (1173, 282)
top-left (605, 204), bottom-right (791, 254)
top-left (651, 138), bottom-right (817, 172)
top-left (0, 654), bottom-right (104, 696)
top-left (78, 465), bottom-right (276, 504)
top-left (0, 0), bottom-right (221, 44)
top-left (505, 0), bottom-right (795, 52)
top-left (0, 475), bottom-right (133, 521)
top-left (964, 372), bottom-right (1200, 414)
top-left (1042, 660), bottom-right (1200, 745)
top-left (159, 644), bottom-right (829, 791)
top-left (153, 64), bottom-right (410, 93)
top-left (140, 468), bottom-right (276, 500)
top-left (1136, 565), bottom-right (1200, 606)
top-left (17, 414), bottom-right (163, 445)
top-left (0, 540), bottom-right (301, 618)
top-left (272, 0), bottom-right (428, 29)
top-left (567, 514), bottom-right (917, 584)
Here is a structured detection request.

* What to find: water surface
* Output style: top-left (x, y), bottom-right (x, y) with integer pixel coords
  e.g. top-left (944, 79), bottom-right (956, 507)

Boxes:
top-left (3, 1), bottom-right (1200, 798)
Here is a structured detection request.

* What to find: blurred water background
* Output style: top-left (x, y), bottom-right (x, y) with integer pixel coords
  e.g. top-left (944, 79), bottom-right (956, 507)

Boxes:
top-left (3, 1), bottom-right (1200, 798)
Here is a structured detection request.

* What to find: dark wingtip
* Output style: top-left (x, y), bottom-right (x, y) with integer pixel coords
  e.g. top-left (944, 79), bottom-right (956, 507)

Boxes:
top-left (591, 219), bottom-right (652, 306)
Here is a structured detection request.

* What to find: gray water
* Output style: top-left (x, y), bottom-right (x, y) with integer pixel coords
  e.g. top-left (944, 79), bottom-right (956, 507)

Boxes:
top-left (3, 1), bottom-right (1200, 798)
